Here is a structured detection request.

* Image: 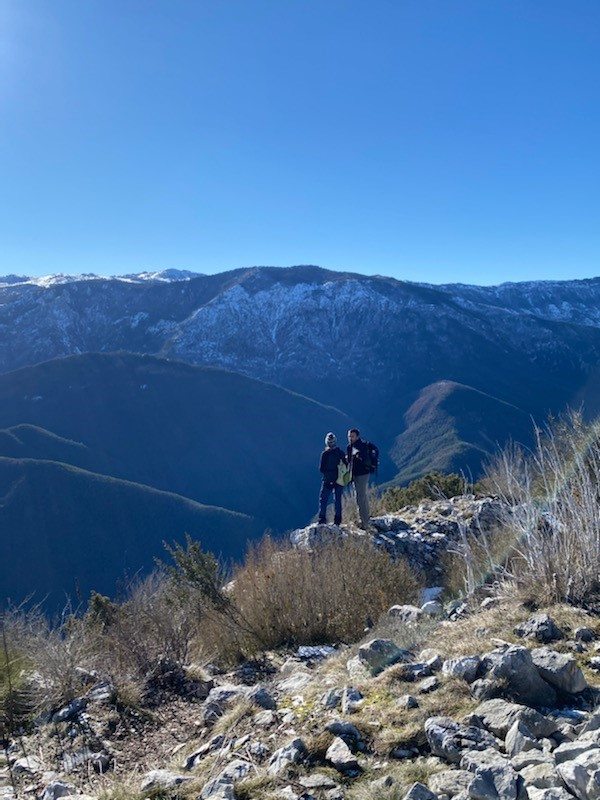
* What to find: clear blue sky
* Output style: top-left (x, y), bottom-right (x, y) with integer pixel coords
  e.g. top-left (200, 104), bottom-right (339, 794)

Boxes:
top-left (1, 1), bottom-right (599, 284)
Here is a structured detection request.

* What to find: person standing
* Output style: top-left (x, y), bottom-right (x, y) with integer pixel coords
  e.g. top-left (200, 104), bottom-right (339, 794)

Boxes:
top-left (318, 432), bottom-right (346, 525)
top-left (347, 428), bottom-right (371, 529)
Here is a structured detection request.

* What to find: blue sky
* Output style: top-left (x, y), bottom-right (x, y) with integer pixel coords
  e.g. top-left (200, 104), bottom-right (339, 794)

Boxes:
top-left (1, 1), bottom-right (599, 284)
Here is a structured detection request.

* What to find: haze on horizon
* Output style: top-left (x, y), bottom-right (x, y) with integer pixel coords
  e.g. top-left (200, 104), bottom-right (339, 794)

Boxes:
top-left (1, 1), bottom-right (599, 286)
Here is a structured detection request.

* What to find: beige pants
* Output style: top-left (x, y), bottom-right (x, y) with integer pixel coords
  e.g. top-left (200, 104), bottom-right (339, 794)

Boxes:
top-left (353, 474), bottom-right (370, 528)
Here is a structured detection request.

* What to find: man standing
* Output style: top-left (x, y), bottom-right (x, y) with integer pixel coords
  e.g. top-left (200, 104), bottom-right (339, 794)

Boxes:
top-left (347, 428), bottom-right (371, 529)
top-left (318, 432), bottom-right (346, 525)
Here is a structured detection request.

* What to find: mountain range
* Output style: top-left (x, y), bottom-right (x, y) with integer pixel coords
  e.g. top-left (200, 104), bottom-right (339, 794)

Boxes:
top-left (3, 265), bottom-right (600, 604)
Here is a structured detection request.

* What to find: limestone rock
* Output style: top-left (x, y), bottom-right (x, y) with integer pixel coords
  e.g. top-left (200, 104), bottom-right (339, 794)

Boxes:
top-left (430, 770), bottom-right (473, 797)
top-left (505, 720), bottom-right (541, 757)
top-left (443, 656), bottom-right (481, 683)
top-left (389, 605), bottom-right (424, 624)
top-left (341, 686), bottom-right (363, 714)
top-left (41, 782), bottom-right (76, 800)
top-left (141, 771), bottom-right (191, 792)
top-left (514, 614), bottom-right (564, 644)
top-left (527, 789), bottom-right (573, 800)
top-left (355, 638), bottom-right (410, 676)
top-left (480, 646), bottom-right (557, 707)
top-left (402, 782), bottom-right (437, 800)
top-left (425, 716), bottom-right (498, 764)
top-left (530, 648), bottom-right (588, 694)
top-left (467, 760), bottom-right (520, 800)
top-left (554, 741), bottom-right (596, 764)
top-left (200, 760), bottom-right (252, 799)
top-left (268, 739), bottom-right (307, 776)
top-left (474, 699), bottom-right (558, 738)
top-left (326, 737), bottom-right (361, 775)
top-left (519, 762), bottom-right (562, 789)
top-left (556, 747), bottom-right (600, 800)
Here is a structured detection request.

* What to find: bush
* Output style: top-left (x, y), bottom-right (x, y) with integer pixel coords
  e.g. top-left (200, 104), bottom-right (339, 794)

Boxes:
top-left (381, 472), bottom-right (468, 512)
top-left (84, 570), bottom-right (201, 695)
top-left (219, 534), bottom-right (421, 654)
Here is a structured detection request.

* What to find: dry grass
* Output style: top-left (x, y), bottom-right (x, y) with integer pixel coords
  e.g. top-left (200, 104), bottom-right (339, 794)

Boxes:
top-left (347, 757), bottom-right (446, 800)
top-left (480, 412), bottom-right (600, 604)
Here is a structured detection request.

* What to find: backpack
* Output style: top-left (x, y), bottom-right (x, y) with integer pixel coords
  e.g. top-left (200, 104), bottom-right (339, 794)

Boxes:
top-left (365, 441), bottom-right (379, 474)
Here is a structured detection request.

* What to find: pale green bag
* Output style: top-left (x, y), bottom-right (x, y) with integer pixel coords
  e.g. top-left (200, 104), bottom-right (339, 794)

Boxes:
top-left (337, 460), bottom-right (352, 487)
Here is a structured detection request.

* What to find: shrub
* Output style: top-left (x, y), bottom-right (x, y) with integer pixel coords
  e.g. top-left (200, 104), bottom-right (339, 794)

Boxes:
top-left (381, 472), bottom-right (468, 512)
top-left (218, 534), bottom-right (421, 654)
top-left (84, 570), bottom-right (201, 694)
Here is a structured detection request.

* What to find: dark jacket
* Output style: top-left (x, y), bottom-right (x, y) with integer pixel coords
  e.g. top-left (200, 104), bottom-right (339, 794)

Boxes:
top-left (347, 438), bottom-right (371, 478)
top-left (319, 446), bottom-right (346, 484)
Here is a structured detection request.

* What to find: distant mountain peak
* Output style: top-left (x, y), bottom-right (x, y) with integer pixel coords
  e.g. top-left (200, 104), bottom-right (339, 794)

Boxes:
top-left (0, 269), bottom-right (203, 289)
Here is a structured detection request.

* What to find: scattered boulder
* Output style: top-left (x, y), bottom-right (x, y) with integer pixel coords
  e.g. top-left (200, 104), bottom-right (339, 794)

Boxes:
top-left (575, 628), bottom-right (596, 643)
top-left (325, 720), bottom-right (363, 746)
top-left (519, 762), bottom-right (562, 790)
top-left (505, 719), bottom-right (541, 757)
top-left (86, 682), bottom-right (115, 704)
top-left (141, 771), bottom-right (191, 792)
top-left (200, 760), bottom-right (252, 799)
top-left (268, 739), bottom-right (307, 775)
top-left (247, 685), bottom-right (276, 709)
top-left (475, 699), bottom-right (558, 738)
top-left (61, 749), bottom-right (111, 774)
top-left (321, 688), bottom-right (342, 709)
top-left (389, 605), bottom-right (424, 624)
top-left (418, 676), bottom-right (439, 694)
top-left (353, 638), bottom-right (410, 676)
top-left (299, 774), bottom-right (339, 790)
top-left (278, 672), bottom-right (312, 693)
top-left (403, 782), bottom-right (437, 800)
top-left (326, 737), bottom-right (361, 775)
top-left (443, 656), bottom-right (481, 683)
top-left (297, 645), bottom-right (336, 660)
top-left (467, 759), bottom-right (521, 800)
top-left (514, 614), bottom-right (564, 644)
top-left (398, 694), bottom-right (419, 709)
top-left (421, 601), bottom-right (444, 617)
top-left (202, 683), bottom-right (249, 722)
top-left (420, 649), bottom-right (443, 671)
top-left (425, 716), bottom-right (498, 764)
top-left (10, 755), bottom-right (42, 776)
top-left (52, 697), bottom-right (88, 723)
top-left (341, 686), bottom-right (363, 714)
top-left (41, 782), bottom-right (76, 800)
top-left (185, 735), bottom-right (226, 769)
top-left (480, 646), bottom-right (557, 707)
top-left (556, 747), bottom-right (600, 800)
top-left (530, 648), bottom-right (588, 694)
top-left (430, 770), bottom-right (473, 797)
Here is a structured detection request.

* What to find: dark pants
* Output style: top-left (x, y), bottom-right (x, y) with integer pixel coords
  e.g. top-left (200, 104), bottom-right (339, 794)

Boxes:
top-left (319, 480), bottom-right (343, 525)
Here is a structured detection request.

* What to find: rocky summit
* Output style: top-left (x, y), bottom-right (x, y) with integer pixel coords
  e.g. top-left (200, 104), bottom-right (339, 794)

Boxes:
top-left (290, 495), bottom-right (505, 580)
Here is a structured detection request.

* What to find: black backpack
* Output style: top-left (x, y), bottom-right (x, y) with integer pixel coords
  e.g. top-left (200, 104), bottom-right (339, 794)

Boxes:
top-left (365, 441), bottom-right (379, 474)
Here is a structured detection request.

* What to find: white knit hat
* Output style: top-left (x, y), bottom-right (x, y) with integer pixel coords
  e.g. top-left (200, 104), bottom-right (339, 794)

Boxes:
top-left (325, 432), bottom-right (337, 446)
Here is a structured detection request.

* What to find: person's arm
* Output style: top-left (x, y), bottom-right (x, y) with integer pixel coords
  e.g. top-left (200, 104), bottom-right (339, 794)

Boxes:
top-left (319, 451), bottom-right (326, 473)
